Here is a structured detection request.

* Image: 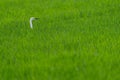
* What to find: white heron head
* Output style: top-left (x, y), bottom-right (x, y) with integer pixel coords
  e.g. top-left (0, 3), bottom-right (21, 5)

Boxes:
top-left (30, 17), bottom-right (39, 29)
top-left (30, 17), bottom-right (39, 21)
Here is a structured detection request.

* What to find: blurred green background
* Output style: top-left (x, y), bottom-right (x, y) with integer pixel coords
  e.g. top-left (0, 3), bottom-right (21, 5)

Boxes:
top-left (0, 0), bottom-right (120, 80)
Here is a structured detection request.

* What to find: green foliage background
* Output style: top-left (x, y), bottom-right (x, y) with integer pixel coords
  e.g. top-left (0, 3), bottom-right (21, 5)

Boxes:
top-left (0, 0), bottom-right (120, 80)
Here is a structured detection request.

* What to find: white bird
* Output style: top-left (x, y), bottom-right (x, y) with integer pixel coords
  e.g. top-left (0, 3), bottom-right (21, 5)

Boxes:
top-left (30, 17), bottom-right (39, 29)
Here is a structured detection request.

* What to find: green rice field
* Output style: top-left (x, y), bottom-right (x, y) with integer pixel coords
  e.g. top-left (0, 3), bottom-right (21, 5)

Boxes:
top-left (0, 0), bottom-right (120, 80)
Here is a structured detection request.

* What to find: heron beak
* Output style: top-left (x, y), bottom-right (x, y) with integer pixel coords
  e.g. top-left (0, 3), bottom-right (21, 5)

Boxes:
top-left (35, 18), bottom-right (39, 20)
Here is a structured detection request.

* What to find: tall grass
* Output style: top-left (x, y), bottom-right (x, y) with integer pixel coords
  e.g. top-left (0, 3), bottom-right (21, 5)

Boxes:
top-left (0, 0), bottom-right (120, 80)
